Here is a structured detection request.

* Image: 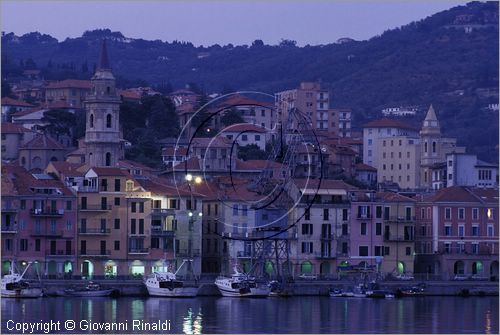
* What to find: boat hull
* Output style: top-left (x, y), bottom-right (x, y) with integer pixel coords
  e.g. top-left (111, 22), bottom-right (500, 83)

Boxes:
top-left (145, 285), bottom-right (198, 297)
top-left (216, 284), bottom-right (269, 297)
top-left (1, 288), bottom-right (43, 298)
top-left (64, 288), bottom-right (115, 297)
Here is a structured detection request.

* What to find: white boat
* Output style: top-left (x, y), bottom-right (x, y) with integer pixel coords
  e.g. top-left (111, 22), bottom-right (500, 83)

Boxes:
top-left (64, 282), bottom-right (116, 297)
top-left (215, 267), bottom-right (269, 297)
top-left (144, 260), bottom-right (199, 297)
top-left (1, 262), bottom-right (43, 298)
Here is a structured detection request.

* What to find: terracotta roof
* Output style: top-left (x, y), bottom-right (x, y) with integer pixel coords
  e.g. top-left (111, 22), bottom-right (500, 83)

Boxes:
top-left (21, 134), bottom-right (66, 150)
top-left (221, 123), bottom-right (267, 133)
top-left (235, 159), bottom-right (282, 171)
top-left (4, 165), bottom-right (74, 196)
top-left (176, 103), bottom-right (197, 114)
top-left (1, 97), bottom-right (35, 107)
top-left (47, 161), bottom-right (86, 177)
top-left (356, 163), bottom-right (377, 172)
top-left (119, 89), bottom-right (142, 100)
top-left (162, 147), bottom-right (188, 156)
top-left (217, 94), bottom-right (273, 109)
top-left (137, 178), bottom-right (195, 197)
top-left (190, 136), bottom-right (232, 148)
top-left (171, 157), bottom-right (201, 171)
top-left (1, 122), bottom-right (35, 134)
top-left (45, 79), bottom-right (92, 89)
top-left (90, 167), bottom-right (126, 176)
top-left (118, 159), bottom-right (156, 171)
top-left (430, 186), bottom-right (499, 203)
top-left (362, 118), bottom-right (418, 130)
top-left (294, 179), bottom-right (357, 190)
top-left (1, 174), bottom-right (18, 196)
top-left (376, 191), bottom-right (416, 202)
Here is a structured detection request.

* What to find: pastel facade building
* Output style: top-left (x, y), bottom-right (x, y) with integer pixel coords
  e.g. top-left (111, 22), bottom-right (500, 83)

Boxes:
top-left (1, 123), bottom-right (36, 161)
top-left (446, 153), bottom-right (498, 188)
top-left (415, 186), bottom-right (499, 280)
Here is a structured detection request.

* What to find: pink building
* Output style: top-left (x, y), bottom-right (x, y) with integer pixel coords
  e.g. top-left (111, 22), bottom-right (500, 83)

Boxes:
top-left (415, 186), bottom-right (499, 280)
top-left (1, 165), bottom-right (77, 278)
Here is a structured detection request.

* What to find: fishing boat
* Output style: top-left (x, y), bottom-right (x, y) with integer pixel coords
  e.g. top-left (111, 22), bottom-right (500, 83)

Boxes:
top-left (365, 289), bottom-right (395, 299)
top-left (268, 280), bottom-right (293, 297)
top-left (64, 281), bottom-right (116, 297)
top-left (144, 260), bottom-right (199, 297)
top-left (215, 267), bottom-right (269, 297)
top-left (395, 283), bottom-right (426, 298)
top-left (1, 262), bottom-right (43, 298)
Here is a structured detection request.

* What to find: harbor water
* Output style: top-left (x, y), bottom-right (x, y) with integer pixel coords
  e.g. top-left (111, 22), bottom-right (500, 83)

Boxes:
top-left (2, 296), bottom-right (498, 334)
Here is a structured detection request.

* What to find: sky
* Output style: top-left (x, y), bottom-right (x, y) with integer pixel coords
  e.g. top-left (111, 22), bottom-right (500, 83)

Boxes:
top-left (1, 0), bottom-right (469, 46)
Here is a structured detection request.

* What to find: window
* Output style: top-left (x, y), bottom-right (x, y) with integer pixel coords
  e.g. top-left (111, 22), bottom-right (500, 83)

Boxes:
top-left (444, 225), bottom-right (452, 236)
top-left (105, 152), bottom-right (111, 166)
top-left (361, 222), bottom-right (367, 235)
top-left (472, 225), bottom-right (479, 236)
top-left (114, 219), bottom-right (120, 229)
top-left (106, 114), bottom-right (112, 128)
top-left (232, 205), bottom-right (238, 216)
top-left (101, 178), bottom-right (108, 191)
top-left (342, 223), bottom-right (348, 236)
top-left (305, 208), bottom-right (310, 220)
top-left (114, 241), bottom-right (120, 251)
top-left (444, 243), bottom-right (451, 253)
top-left (101, 197), bottom-right (108, 210)
top-left (66, 220), bottom-right (72, 230)
top-left (126, 181), bottom-right (134, 192)
top-left (35, 239), bottom-right (40, 252)
top-left (242, 135), bottom-right (248, 141)
top-left (169, 199), bottom-right (178, 209)
top-left (131, 219), bottom-right (136, 234)
top-left (301, 242), bottom-right (313, 254)
top-left (406, 247), bottom-right (411, 255)
top-left (139, 219), bottom-right (144, 234)
top-left (368, 150), bottom-right (372, 157)
top-left (242, 205), bottom-right (248, 216)
top-left (487, 225), bottom-right (494, 237)
top-left (471, 243), bottom-right (479, 254)
top-left (21, 200), bottom-right (26, 209)
top-left (445, 208), bottom-right (451, 220)
top-left (114, 197), bottom-right (120, 206)
top-left (458, 243), bottom-right (465, 254)
top-left (376, 222), bottom-right (382, 235)
top-left (342, 209), bottom-right (348, 221)
top-left (374, 246), bottom-right (384, 256)
top-left (139, 202), bottom-right (144, 213)
top-left (384, 246), bottom-right (390, 256)
top-left (472, 208), bottom-right (479, 220)
top-left (359, 246), bottom-right (368, 256)
top-left (458, 208), bottom-right (465, 220)
top-left (383, 140), bottom-right (386, 147)
top-left (302, 224), bottom-right (313, 235)
top-left (458, 225), bottom-right (464, 237)
top-left (66, 201), bottom-right (72, 210)
top-left (89, 114), bottom-right (94, 128)
top-left (131, 202), bottom-right (137, 213)
top-left (20, 239), bottom-right (28, 251)
top-left (368, 139), bottom-right (372, 145)
top-left (114, 179), bottom-right (121, 192)
top-left (323, 209), bottom-right (329, 221)
top-left (261, 110), bottom-right (266, 117)
top-left (255, 135), bottom-right (260, 141)
top-left (420, 225), bottom-right (426, 236)
top-left (432, 141), bottom-right (436, 153)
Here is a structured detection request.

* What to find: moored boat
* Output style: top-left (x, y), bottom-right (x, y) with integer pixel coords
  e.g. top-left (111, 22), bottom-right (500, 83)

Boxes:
top-left (64, 282), bottom-right (116, 297)
top-left (1, 262), bottom-right (43, 298)
top-left (144, 260), bottom-right (199, 297)
top-left (215, 267), bottom-right (269, 297)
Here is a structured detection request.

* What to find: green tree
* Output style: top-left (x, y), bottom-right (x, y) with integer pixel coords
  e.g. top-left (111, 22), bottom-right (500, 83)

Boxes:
top-left (238, 144), bottom-right (267, 161)
top-left (221, 108), bottom-right (244, 127)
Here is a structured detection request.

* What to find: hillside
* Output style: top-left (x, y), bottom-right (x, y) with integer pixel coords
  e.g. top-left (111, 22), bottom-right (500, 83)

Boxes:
top-left (1, 1), bottom-right (498, 161)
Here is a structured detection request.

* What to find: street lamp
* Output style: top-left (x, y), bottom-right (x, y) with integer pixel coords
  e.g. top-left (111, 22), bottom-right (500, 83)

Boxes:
top-left (185, 174), bottom-right (203, 279)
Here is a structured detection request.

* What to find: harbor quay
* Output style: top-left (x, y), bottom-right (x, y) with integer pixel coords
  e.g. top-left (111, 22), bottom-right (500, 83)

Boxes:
top-left (39, 278), bottom-right (499, 297)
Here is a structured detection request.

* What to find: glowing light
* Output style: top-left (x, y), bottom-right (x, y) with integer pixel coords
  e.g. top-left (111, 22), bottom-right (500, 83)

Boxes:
top-left (194, 176), bottom-right (202, 184)
top-left (185, 174), bottom-right (193, 182)
top-left (188, 212), bottom-right (193, 217)
top-left (198, 212), bottom-right (203, 217)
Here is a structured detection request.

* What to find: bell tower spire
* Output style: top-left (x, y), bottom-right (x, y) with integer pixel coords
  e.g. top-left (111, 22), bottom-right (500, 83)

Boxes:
top-left (83, 39), bottom-right (123, 167)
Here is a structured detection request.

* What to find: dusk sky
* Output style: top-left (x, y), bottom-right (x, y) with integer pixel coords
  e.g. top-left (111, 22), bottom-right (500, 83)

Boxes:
top-left (2, 1), bottom-right (468, 46)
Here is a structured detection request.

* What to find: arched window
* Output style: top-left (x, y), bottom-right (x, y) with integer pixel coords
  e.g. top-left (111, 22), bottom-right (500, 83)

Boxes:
top-left (432, 141), bottom-right (436, 153)
top-left (106, 114), bottom-right (112, 128)
top-left (106, 86), bottom-right (111, 94)
top-left (424, 142), bottom-right (428, 153)
top-left (89, 114), bottom-right (94, 128)
top-left (105, 152), bottom-right (111, 166)
top-left (21, 157), bottom-right (26, 166)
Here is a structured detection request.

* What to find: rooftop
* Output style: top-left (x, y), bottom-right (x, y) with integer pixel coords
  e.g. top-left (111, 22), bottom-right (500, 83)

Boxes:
top-left (362, 118), bottom-right (418, 130)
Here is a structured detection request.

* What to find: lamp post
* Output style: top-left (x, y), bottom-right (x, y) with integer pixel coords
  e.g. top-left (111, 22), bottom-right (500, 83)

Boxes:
top-left (185, 174), bottom-right (203, 279)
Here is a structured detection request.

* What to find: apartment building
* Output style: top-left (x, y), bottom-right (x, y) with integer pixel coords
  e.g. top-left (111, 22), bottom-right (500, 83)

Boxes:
top-left (415, 186), bottom-right (499, 280)
top-left (45, 79), bottom-right (92, 108)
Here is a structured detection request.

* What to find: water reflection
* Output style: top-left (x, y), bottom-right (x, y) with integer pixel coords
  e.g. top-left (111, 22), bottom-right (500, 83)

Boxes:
top-left (1, 296), bottom-right (498, 334)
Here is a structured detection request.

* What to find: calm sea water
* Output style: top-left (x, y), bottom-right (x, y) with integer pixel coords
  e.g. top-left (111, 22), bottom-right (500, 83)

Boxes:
top-left (2, 296), bottom-right (498, 334)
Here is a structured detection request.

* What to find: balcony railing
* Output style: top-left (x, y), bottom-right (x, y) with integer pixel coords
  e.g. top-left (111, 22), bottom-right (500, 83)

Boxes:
top-left (151, 208), bottom-right (176, 216)
top-left (151, 226), bottom-right (175, 236)
top-left (78, 205), bottom-right (112, 211)
top-left (46, 250), bottom-right (74, 256)
top-left (78, 186), bottom-right (98, 193)
top-left (385, 216), bottom-right (416, 223)
top-left (384, 234), bottom-right (414, 242)
top-left (30, 209), bottom-right (64, 217)
top-left (315, 252), bottom-right (336, 259)
top-left (79, 250), bottom-right (111, 256)
top-left (2, 207), bottom-right (18, 213)
top-left (177, 249), bottom-right (201, 257)
top-left (1, 225), bottom-right (18, 233)
top-left (128, 248), bottom-right (149, 254)
top-left (78, 228), bottom-right (111, 235)
top-left (356, 214), bottom-right (372, 219)
top-left (31, 230), bottom-right (63, 237)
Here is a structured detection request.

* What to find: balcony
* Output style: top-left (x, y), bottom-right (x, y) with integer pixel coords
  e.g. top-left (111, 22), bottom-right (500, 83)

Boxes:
top-left (1, 225), bottom-right (17, 234)
top-left (78, 228), bottom-right (111, 235)
top-left (177, 249), bottom-right (201, 257)
top-left (30, 208), bottom-right (64, 217)
top-left (79, 250), bottom-right (111, 257)
top-left (2, 207), bottom-right (18, 213)
top-left (31, 230), bottom-right (63, 237)
top-left (384, 234), bottom-right (414, 242)
top-left (151, 208), bottom-right (176, 216)
top-left (128, 248), bottom-right (149, 255)
top-left (78, 205), bottom-right (112, 211)
top-left (385, 216), bottom-right (416, 223)
top-left (151, 226), bottom-right (175, 237)
top-left (46, 250), bottom-right (74, 257)
top-left (356, 214), bottom-right (372, 219)
top-left (78, 186), bottom-right (98, 193)
top-left (315, 252), bottom-right (336, 259)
